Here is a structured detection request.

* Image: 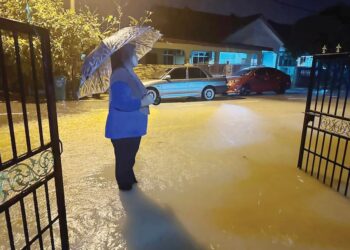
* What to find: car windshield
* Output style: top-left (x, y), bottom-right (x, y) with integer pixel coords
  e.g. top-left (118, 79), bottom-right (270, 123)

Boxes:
top-left (233, 69), bottom-right (251, 76)
top-left (152, 68), bottom-right (173, 79)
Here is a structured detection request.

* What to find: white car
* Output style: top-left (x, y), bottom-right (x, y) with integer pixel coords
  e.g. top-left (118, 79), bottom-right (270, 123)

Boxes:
top-left (143, 66), bottom-right (228, 104)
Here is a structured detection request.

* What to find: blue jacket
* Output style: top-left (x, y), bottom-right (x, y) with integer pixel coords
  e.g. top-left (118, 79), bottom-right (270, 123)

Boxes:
top-left (105, 68), bottom-right (148, 139)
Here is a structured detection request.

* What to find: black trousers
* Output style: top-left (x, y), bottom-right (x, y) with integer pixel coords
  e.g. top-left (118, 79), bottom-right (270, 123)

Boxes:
top-left (111, 137), bottom-right (141, 187)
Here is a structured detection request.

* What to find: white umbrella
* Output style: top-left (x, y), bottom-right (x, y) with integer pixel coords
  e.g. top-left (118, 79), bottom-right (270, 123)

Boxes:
top-left (78, 26), bottom-right (162, 98)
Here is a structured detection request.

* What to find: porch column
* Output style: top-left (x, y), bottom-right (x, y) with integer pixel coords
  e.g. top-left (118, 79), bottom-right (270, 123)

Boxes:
top-left (214, 50), bottom-right (220, 64)
top-left (70, 0), bottom-right (75, 11)
top-left (183, 48), bottom-right (192, 64)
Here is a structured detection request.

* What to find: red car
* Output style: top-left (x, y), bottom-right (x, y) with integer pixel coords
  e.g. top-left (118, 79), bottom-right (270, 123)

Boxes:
top-left (226, 67), bottom-right (291, 95)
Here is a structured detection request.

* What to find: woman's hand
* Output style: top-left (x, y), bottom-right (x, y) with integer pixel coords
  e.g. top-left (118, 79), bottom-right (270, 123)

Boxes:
top-left (141, 94), bottom-right (154, 107)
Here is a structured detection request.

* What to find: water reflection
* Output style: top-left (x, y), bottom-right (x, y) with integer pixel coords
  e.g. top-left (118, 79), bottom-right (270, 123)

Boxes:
top-left (119, 186), bottom-right (203, 250)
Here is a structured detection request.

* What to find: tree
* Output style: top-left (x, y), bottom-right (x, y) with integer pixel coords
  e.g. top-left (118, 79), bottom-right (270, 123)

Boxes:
top-left (286, 3), bottom-right (350, 57)
top-left (0, 0), bottom-right (151, 98)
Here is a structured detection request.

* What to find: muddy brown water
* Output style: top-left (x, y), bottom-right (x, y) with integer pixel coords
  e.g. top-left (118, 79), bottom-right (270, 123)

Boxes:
top-left (1, 95), bottom-right (350, 249)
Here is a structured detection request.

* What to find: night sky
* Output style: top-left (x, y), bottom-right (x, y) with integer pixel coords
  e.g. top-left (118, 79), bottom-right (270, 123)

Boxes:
top-left (77, 0), bottom-right (350, 24)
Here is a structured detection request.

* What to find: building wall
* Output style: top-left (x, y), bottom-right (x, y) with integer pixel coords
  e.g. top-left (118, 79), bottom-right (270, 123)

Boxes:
top-left (147, 40), bottom-right (263, 66)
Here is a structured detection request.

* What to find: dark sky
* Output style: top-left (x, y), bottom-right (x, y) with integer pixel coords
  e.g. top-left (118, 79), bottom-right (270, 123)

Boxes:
top-left (78, 0), bottom-right (350, 24)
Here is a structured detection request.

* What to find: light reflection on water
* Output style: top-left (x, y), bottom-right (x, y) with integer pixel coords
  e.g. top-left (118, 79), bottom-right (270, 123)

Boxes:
top-left (1, 96), bottom-right (350, 249)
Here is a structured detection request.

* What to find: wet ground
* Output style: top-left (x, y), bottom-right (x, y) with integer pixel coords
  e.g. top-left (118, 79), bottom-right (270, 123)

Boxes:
top-left (1, 91), bottom-right (350, 249)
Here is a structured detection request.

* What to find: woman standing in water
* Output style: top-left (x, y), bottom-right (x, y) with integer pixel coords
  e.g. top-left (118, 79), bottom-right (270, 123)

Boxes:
top-left (105, 44), bottom-right (154, 191)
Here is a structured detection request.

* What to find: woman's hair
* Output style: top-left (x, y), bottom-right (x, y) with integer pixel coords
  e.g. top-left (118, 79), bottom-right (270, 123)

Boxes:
top-left (110, 44), bottom-right (136, 71)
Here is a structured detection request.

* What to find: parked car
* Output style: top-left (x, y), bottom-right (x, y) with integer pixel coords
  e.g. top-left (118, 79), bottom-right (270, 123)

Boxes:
top-left (226, 67), bottom-right (291, 95)
top-left (143, 66), bottom-right (227, 104)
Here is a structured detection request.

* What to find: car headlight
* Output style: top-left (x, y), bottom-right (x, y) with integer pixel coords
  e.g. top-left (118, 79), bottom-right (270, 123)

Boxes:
top-left (232, 84), bottom-right (244, 91)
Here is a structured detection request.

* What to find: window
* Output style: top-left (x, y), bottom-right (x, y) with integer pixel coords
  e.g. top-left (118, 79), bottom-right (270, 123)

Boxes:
top-left (278, 51), bottom-right (296, 67)
top-left (234, 69), bottom-right (251, 76)
top-left (262, 51), bottom-right (277, 67)
top-left (163, 50), bottom-right (184, 65)
top-left (188, 68), bottom-right (207, 79)
top-left (169, 68), bottom-right (186, 79)
top-left (154, 68), bottom-right (172, 79)
top-left (297, 56), bottom-right (313, 67)
top-left (163, 50), bottom-right (174, 65)
top-left (219, 52), bottom-right (248, 65)
top-left (251, 54), bottom-right (258, 66)
top-left (191, 51), bottom-right (215, 64)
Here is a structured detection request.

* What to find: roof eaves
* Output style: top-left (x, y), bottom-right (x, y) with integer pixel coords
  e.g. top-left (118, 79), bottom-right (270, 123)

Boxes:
top-left (159, 37), bottom-right (274, 51)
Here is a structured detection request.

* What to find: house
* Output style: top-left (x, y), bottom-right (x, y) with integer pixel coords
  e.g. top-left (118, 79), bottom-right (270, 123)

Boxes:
top-left (142, 37), bottom-right (272, 75)
top-left (63, 3), bottom-right (300, 82)
top-left (141, 6), bottom-right (296, 79)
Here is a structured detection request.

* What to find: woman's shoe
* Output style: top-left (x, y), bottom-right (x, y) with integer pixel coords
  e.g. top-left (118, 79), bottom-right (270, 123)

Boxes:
top-left (119, 184), bottom-right (132, 191)
top-left (132, 174), bottom-right (138, 183)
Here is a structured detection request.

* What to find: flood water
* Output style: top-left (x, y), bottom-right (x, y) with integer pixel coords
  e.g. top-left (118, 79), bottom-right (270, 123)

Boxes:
top-left (1, 94), bottom-right (350, 249)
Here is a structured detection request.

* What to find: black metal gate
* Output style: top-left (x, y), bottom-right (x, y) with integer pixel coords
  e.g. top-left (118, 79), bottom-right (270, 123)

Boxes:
top-left (0, 18), bottom-right (69, 249)
top-left (298, 52), bottom-right (350, 197)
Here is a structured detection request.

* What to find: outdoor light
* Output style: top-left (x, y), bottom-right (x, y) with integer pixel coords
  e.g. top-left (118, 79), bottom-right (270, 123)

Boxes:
top-left (322, 45), bottom-right (327, 54)
top-left (336, 44), bottom-right (342, 53)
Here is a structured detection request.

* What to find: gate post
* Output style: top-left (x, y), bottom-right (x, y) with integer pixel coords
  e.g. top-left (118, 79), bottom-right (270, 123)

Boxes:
top-left (40, 29), bottom-right (70, 249)
top-left (298, 57), bottom-right (317, 168)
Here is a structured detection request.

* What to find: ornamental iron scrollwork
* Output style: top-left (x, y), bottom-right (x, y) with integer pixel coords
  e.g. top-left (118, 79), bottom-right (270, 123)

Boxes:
top-left (320, 116), bottom-right (350, 138)
top-left (0, 150), bottom-right (54, 204)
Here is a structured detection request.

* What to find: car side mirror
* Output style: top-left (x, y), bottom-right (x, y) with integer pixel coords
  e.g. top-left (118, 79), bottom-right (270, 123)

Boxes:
top-left (164, 75), bottom-right (171, 81)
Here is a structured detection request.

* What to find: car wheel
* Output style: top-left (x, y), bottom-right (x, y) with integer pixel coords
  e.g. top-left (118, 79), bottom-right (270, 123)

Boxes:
top-left (202, 87), bottom-right (216, 101)
top-left (239, 85), bottom-right (251, 96)
top-left (147, 87), bottom-right (161, 105)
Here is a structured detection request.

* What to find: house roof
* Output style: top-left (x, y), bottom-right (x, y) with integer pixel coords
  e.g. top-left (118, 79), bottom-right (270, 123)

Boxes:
top-left (151, 6), bottom-right (264, 43)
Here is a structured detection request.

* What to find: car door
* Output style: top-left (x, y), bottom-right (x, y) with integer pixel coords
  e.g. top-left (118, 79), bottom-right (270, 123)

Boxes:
top-left (252, 68), bottom-right (271, 92)
top-left (268, 68), bottom-right (283, 90)
top-left (188, 67), bottom-right (209, 95)
top-left (160, 67), bottom-right (188, 98)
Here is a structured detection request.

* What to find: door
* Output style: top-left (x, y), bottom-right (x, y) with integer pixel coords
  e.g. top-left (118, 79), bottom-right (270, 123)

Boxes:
top-left (160, 67), bottom-right (189, 98)
top-left (252, 68), bottom-right (271, 92)
top-left (298, 53), bottom-right (350, 197)
top-left (267, 68), bottom-right (283, 90)
top-left (188, 67), bottom-right (209, 95)
top-left (0, 18), bottom-right (69, 249)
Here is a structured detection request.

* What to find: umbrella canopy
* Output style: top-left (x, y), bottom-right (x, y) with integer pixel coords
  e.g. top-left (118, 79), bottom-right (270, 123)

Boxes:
top-left (78, 26), bottom-right (162, 98)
